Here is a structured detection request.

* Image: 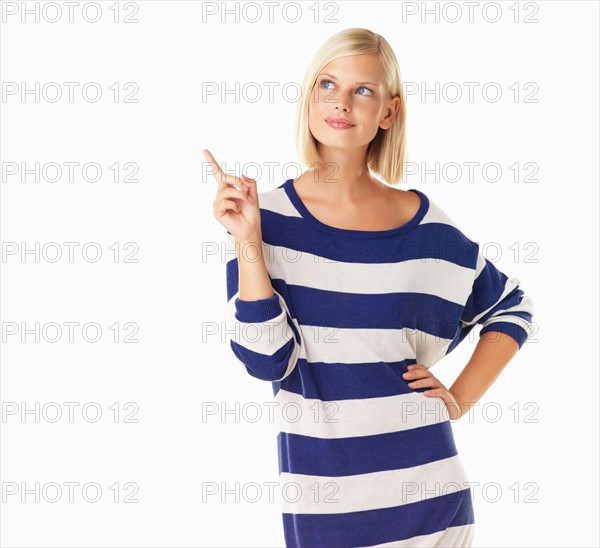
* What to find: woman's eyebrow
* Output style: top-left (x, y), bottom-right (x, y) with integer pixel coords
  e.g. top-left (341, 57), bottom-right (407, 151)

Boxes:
top-left (318, 72), bottom-right (379, 86)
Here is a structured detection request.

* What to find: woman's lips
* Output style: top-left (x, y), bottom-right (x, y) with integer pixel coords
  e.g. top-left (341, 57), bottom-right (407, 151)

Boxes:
top-left (326, 119), bottom-right (355, 129)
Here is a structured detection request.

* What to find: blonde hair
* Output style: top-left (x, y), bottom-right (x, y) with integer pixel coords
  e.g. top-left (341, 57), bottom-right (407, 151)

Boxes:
top-left (295, 28), bottom-right (407, 185)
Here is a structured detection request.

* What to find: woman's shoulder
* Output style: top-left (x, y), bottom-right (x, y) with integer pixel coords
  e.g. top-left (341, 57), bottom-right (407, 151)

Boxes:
top-left (385, 184), bottom-right (422, 224)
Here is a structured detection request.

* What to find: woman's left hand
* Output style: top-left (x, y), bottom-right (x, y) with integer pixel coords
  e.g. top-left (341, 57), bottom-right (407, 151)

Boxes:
top-left (403, 364), bottom-right (462, 420)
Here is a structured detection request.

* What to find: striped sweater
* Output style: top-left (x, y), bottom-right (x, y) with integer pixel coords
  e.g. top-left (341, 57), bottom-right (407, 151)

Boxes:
top-left (225, 178), bottom-right (535, 547)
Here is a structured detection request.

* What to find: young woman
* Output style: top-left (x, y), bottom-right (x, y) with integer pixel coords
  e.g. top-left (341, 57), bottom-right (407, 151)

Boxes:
top-left (207, 27), bottom-right (534, 548)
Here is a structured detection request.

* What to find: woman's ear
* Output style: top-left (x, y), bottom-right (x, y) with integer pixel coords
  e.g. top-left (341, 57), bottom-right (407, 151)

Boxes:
top-left (380, 95), bottom-right (401, 130)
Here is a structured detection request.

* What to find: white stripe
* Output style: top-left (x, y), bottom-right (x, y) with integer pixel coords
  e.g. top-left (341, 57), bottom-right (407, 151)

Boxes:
top-left (279, 454), bottom-right (471, 514)
top-left (274, 388), bottom-right (450, 438)
top-left (262, 242), bottom-right (474, 304)
top-left (419, 198), bottom-right (465, 232)
top-left (258, 186), bottom-right (303, 218)
top-left (296, 324), bottom-right (451, 368)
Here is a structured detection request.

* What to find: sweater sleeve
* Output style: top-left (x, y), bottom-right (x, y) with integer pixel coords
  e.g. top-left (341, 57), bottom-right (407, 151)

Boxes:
top-left (225, 231), bottom-right (302, 382)
top-left (459, 244), bottom-right (535, 350)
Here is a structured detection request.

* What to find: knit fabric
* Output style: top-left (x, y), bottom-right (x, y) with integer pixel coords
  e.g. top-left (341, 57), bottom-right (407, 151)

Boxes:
top-left (225, 178), bottom-right (534, 547)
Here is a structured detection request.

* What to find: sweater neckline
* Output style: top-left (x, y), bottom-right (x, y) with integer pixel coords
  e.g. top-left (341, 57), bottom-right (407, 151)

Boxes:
top-left (282, 178), bottom-right (429, 239)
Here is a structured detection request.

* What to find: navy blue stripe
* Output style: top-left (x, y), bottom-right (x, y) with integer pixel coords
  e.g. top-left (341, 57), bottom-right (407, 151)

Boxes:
top-left (282, 487), bottom-right (474, 548)
top-left (278, 421), bottom-right (458, 476)
top-left (261, 208), bottom-right (478, 268)
top-left (288, 284), bottom-right (464, 338)
top-left (230, 338), bottom-right (295, 382)
top-left (274, 359), bottom-right (422, 401)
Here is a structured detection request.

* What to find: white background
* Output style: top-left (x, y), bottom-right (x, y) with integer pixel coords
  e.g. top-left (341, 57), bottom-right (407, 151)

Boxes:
top-left (1, 1), bottom-right (598, 547)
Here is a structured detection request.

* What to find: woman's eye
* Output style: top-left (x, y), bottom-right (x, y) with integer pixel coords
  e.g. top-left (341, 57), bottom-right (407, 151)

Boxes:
top-left (318, 79), bottom-right (373, 96)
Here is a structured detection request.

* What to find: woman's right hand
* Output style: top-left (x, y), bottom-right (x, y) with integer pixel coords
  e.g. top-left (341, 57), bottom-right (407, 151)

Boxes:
top-left (204, 149), bottom-right (261, 242)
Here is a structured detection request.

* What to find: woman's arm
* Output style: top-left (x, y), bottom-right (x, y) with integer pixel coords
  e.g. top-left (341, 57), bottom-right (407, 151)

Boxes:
top-left (225, 229), bottom-right (303, 383)
top-left (236, 232), bottom-right (274, 300)
top-left (449, 331), bottom-right (519, 419)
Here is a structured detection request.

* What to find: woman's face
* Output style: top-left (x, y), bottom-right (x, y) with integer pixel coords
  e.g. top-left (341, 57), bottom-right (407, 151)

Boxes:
top-left (308, 53), bottom-right (399, 151)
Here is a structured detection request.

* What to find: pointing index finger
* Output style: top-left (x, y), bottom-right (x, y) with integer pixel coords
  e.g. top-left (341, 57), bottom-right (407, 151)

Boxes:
top-left (203, 149), bottom-right (242, 188)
